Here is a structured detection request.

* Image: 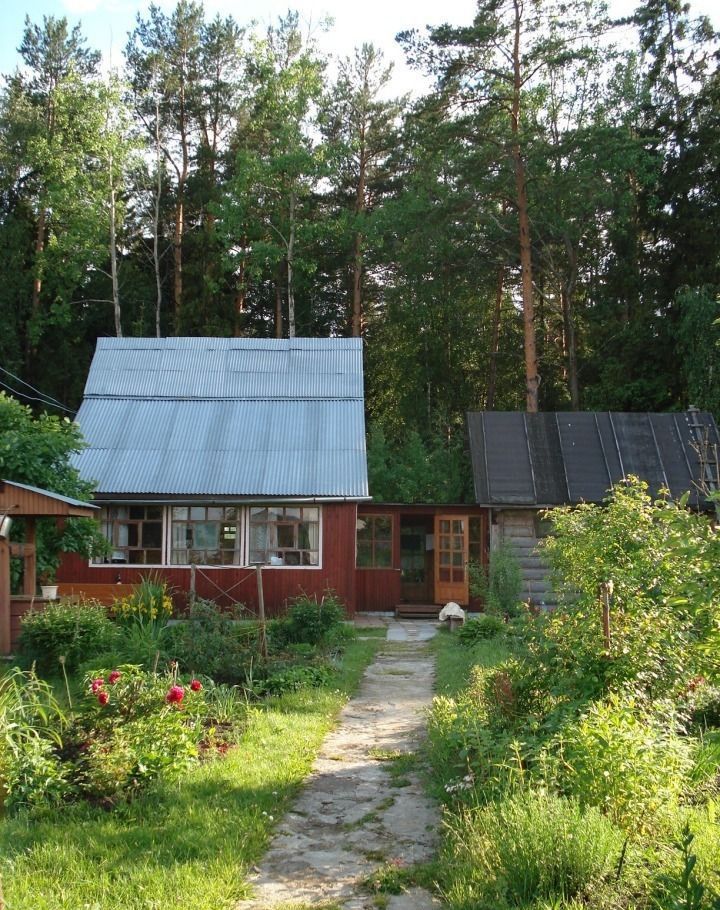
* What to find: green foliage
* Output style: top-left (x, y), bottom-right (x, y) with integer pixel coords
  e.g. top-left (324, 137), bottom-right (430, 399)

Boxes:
top-left (443, 791), bottom-right (626, 908)
top-left (469, 542), bottom-right (524, 617)
top-left (655, 822), bottom-right (720, 910)
top-left (366, 423), bottom-right (472, 503)
top-left (540, 477), bottom-right (720, 699)
top-left (552, 695), bottom-right (695, 828)
top-left (71, 666), bottom-right (204, 802)
top-left (0, 393), bottom-right (107, 580)
top-left (457, 614), bottom-right (505, 644)
top-left (17, 599), bottom-right (118, 674)
top-left (259, 663), bottom-right (333, 696)
top-left (111, 573), bottom-right (173, 624)
top-left (0, 668), bottom-right (69, 812)
top-left (270, 591), bottom-right (346, 648)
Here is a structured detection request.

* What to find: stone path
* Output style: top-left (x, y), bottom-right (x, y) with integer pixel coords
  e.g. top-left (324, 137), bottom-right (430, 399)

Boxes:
top-left (239, 622), bottom-right (442, 909)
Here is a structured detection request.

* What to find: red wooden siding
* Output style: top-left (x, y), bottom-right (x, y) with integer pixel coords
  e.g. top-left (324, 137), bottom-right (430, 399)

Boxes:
top-left (355, 504), bottom-right (490, 612)
top-left (58, 503), bottom-right (358, 618)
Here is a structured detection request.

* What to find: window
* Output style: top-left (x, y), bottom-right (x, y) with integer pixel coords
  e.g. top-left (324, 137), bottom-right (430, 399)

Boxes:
top-left (249, 506), bottom-right (320, 566)
top-left (97, 505), bottom-right (163, 564)
top-left (356, 514), bottom-right (392, 568)
top-left (170, 506), bottom-right (242, 565)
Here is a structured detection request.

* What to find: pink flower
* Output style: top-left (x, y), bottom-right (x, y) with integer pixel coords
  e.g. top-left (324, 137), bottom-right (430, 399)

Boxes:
top-left (166, 685), bottom-right (185, 705)
top-left (108, 670), bottom-right (121, 685)
top-left (91, 677), bottom-right (105, 694)
top-left (97, 690), bottom-right (109, 706)
top-left (190, 679), bottom-right (202, 692)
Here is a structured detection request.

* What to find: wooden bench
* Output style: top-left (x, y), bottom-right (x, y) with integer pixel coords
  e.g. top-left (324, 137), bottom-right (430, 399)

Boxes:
top-left (56, 583), bottom-right (136, 605)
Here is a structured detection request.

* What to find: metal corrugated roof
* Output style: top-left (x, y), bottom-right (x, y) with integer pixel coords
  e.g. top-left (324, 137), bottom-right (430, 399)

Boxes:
top-left (73, 338), bottom-right (369, 498)
top-left (467, 410), bottom-right (719, 507)
top-left (84, 337), bottom-right (363, 399)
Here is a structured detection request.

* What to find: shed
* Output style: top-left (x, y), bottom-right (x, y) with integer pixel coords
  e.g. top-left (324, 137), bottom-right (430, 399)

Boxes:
top-left (466, 410), bottom-right (720, 605)
top-left (61, 337), bottom-right (369, 616)
top-left (0, 480), bottom-right (98, 653)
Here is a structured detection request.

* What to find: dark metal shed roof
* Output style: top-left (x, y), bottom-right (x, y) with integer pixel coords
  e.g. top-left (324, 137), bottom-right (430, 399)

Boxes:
top-left (467, 411), bottom-right (719, 507)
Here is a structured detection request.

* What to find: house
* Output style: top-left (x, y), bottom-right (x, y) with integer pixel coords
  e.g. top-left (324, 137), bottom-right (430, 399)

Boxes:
top-left (466, 410), bottom-right (720, 605)
top-left (60, 337), bottom-right (369, 615)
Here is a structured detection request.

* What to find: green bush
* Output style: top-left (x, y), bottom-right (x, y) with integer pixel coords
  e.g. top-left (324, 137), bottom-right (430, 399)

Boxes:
top-left (70, 666), bottom-right (205, 802)
top-left (458, 614), bottom-right (505, 644)
top-left (443, 791), bottom-right (626, 907)
top-left (271, 591), bottom-right (346, 648)
top-left (17, 599), bottom-right (119, 674)
top-left (469, 542), bottom-right (523, 617)
top-left (259, 662), bottom-right (333, 696)
top-left (552, 694), bottom-right (695, 829)
top-left (163, 599), bottom-right (256, 684)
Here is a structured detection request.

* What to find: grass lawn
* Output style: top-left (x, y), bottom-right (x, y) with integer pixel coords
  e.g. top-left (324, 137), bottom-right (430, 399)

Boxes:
top-left (0, 637), bottom-right (381, 910)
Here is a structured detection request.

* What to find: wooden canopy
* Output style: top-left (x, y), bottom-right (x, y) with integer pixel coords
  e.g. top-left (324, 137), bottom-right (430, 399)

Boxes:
top-left (0, 480), bottom-right (98, 654)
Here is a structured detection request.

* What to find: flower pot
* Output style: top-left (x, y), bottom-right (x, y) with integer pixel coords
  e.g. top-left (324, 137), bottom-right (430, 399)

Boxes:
top-left (41, 585), bottom-right (59, 600)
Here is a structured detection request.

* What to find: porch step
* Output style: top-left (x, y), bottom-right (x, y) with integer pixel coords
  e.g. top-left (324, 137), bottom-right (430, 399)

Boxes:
top-left (395, 603), bottom-right (440, 620)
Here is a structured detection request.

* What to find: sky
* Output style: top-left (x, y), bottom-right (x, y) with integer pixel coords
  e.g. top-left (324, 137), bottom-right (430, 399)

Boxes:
top-left (0, 0), bottom-right (718, 97)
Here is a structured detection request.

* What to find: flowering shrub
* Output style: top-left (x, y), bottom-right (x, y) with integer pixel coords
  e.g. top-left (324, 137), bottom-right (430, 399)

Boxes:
top-left (111, 574), bottom-right (173, 624)
top-left (71, 665), bottom-right (205, 801)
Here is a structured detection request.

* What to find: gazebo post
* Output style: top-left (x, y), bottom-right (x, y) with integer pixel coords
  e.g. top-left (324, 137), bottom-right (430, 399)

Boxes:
top-left (22, 519), bottom-right (36, 596)
top-left (0, 536), bottom-right (10, 655)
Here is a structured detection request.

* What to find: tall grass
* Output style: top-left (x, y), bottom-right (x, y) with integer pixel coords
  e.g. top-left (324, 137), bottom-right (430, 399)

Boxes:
top-left (0, 638), bottom-right (380, 909)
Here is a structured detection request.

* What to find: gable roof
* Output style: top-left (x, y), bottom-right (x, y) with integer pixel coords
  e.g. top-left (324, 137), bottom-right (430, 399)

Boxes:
top-left (467, 410), bottom-right (719, 507)
top-left (73, 337), bottom-right (369, 499)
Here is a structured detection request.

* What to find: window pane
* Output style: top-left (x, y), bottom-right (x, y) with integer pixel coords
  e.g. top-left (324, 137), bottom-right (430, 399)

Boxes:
top-left (284, 507), bottom-right (301, 520)
top-left (207, 507), bottom-right (223, 521)
top-left (172, 549), bottom-right (187, 564)
top-left (143, 522), bottom-right (163, 548)
top-left (146, 506), bottom-right (162, 520)
top-left (194, 522), bottom-right (219, 549)
top-left (251, 507), bottom-right (268, 521)
top-left (172, 507), bottom-right (188, 520)
top-left (375, 541), bottom-right (392, 567)
top-left (357, 541), bottom-right (372, 567)
top-left (302, 550), bottom-right (319, 566)
top-left (146, 549), bottom-right (162, 563)
top-left (127, 525), bottom-right (138, 547)
top-left (224, 507), bottom-right (238, 521)
top-left (277, 525), bottom-right (295, 548)
top-left (375, 516), bottom-right (392, 540)
top-left (129, 506), bottom-right (145, 520)
top-left (302, 507), bottom-right (319, 522)
top-left (190, 507), bottom-right (206, 520)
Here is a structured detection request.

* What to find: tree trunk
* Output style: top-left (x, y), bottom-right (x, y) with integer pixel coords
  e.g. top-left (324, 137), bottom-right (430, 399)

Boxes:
top-left (233, 255), bottom-right (247, 338)
top-left (287, 190), bottom-right (296, 339)
top-left (511, 0), bottom-right (539, 412)
top-left (351, 230), bottom-right (363, 337)
top-left (153, 105), bottom-right (163, 339)
top-left (562, 235), bottom-right (580, 409)
top-left (351, 143), bottom-right (367, 337)
top-left (274, 274), bottom-right (283, 339)
top-left (173, 193), bottom-right (184, 332)
top-left (30, 206), bottom-right (46, 321)
top-left (487, 265), bottom-right (504, 410)
top-left (109, 156), bottom-right (122, 338)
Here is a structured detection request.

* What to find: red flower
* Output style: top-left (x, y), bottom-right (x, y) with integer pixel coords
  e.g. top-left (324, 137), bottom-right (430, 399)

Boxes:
top-left (91, 677), bottom-right (105, 694)
top-left (190, 679), bottom-right (202, 692)
top-left (166, 685), bottom-right (185, 705)
top-left (108, 670), bottom-right (121, 685)
top-left (97, 690), bottom-right (109, 706)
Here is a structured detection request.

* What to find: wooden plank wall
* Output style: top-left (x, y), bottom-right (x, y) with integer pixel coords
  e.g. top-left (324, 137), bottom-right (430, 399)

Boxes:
top-left (57, 503), bottom-right (358, 618)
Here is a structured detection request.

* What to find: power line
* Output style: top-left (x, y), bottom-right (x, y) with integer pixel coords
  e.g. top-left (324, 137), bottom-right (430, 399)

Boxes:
top-left (0, 364), bottom-right (68, 410)
top-left (0, 377), bottom-right (75, 414)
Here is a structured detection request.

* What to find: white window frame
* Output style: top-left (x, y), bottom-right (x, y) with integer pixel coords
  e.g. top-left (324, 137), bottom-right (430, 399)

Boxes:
top-left (91, 503), bottom-right (323, 570)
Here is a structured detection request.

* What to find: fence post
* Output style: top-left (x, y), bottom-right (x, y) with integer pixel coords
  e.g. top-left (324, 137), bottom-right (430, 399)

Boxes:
top-left (255, 564), bottom-right (268, 659)
top-left (189, 563), bottom-right (196, 607)
top-left (599, 580), bottom-right (613, 651)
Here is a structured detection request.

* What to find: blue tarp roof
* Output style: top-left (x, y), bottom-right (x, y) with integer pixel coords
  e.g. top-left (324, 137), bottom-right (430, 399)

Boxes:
top-left (73, 338), bottom-right (369, 499)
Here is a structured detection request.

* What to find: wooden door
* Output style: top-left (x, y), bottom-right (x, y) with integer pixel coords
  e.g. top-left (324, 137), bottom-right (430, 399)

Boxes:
top-left (434, 515), bottom-right (469, 605)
